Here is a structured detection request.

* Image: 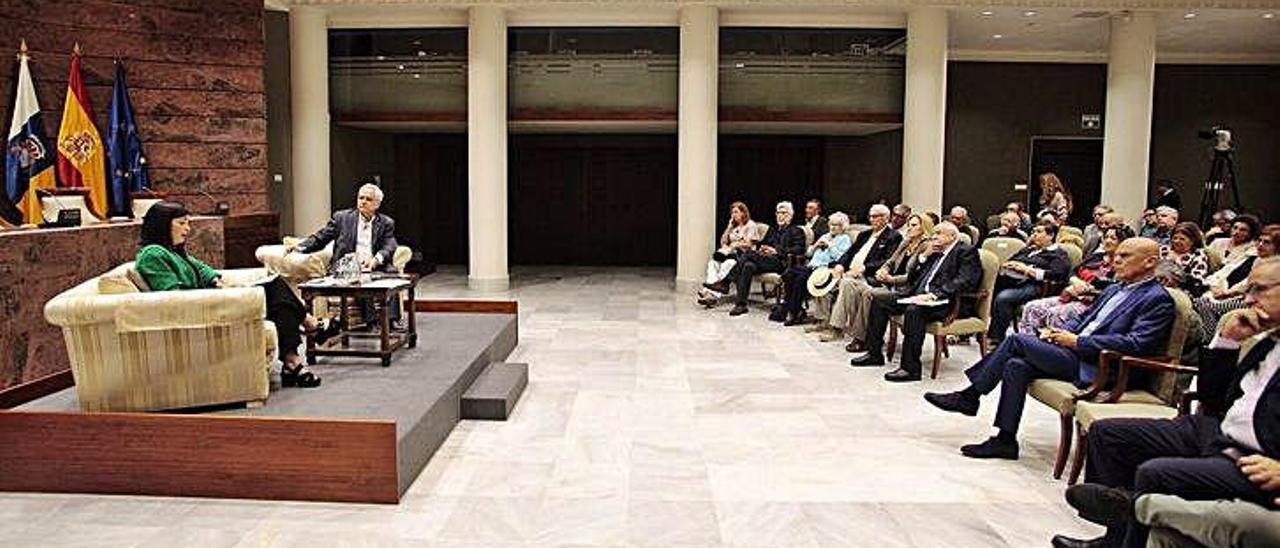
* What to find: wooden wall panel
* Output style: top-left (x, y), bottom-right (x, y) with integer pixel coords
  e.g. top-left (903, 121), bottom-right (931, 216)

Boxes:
top-left (0, 411), bottom-right (400, 504)
top-left (0, 0), bottom-right (269, 213)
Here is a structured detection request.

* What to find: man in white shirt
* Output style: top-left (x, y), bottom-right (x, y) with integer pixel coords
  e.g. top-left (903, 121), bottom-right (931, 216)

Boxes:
top-left (1051, 258), bottom-right (1280, 548)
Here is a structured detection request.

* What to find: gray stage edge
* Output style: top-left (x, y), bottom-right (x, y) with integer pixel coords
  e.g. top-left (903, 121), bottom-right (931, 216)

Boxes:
top-left (461, 362), bottom-right (528, 421)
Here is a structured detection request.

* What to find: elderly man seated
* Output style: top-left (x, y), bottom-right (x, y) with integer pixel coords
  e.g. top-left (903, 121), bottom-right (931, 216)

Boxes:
top-left (1150, 206), bottom-right (1180, 247)
top-left (986, 220), bottom-right (1072, 347)
top-left (949, 205), bottom-right (982, 244)
top-left (1050, 257), bottom-right (1280, 548)
top-left (777, 212), bottom-right (852, 325)
top-left (1083, 205), bottom-right (1115, 254)
top-left (850, 222), bottom-right (982, 382)
top-left (988, 210), bottom-right (1029, 241)
top-left (288, 182), bottom-right (404, 329)
top-left (809, 204), bottom-right (903, 343)
top-left (714, 201), bottom-right (807, 317)
top-left (923, 238), bottom-right (1175, 459)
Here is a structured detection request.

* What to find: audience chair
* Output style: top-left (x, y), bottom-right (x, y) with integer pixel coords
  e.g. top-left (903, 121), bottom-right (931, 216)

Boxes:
top-left (1058, 226), bottom-right (1086, 244)
top-left (1061, 243), bottom-right (1085, 269)
top-left (981, 236), bottom-right (1027, 265)
top-left (1027, 288), bottom-right (1194, 481)
top-left (1204, 247), bottom-right (1225, 272)
top-left (887, 248), bottom-right (1000, 379)
top-left (44, 262), bottom-right (277, 412)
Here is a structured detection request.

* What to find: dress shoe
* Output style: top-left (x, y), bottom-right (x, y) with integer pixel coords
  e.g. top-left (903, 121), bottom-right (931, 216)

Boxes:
top-left (883, 367), bottom-right (921, 382)
top-left (703, 281), bottom-right (730, 294)
top-left (848, 351), bottom-right (885, 367)
top-left (845, 340), bottom-right (866, 353)
top-left (783, 312), bottom-right (809, 326)
top-left (1050, 534), bottom-right (1111, 548)
top-left (924, 390), bottom-right (980, 416)
top-left (1065, 483), bottom-right (1133, 527)
top-left (960, 436), bottom-right (1020, 460)
top-left (768, 307), bottom-right (788, 322)
top-left (729, 304), bottom-right (749, 316)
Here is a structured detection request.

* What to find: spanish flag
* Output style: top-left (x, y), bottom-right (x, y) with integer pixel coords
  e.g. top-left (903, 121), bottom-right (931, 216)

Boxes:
top-left (4, 41), bottom-right (57, 225)
top-left (56, 44), bottom-right (107, 219)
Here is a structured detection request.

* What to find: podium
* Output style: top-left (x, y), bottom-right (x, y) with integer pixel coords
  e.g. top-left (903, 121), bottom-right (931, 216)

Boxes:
top-left (39, 188), bottom-right (99, 225)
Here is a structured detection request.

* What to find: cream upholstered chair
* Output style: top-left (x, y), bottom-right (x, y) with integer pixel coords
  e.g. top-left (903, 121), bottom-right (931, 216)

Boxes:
top-left (1029, 287), bottom-right (1195, 481)
top-left (1057, 228), bottom-right (1087, 251)
top-left (44, 262), bottom-right (277, 412)
top-left (981, 236), bottom-right (1027, 265)
top-left (887, 248), bottom-right (1001, 379)
top-left (1204, 247), bottom-right (1225, 272)
top-left (1061, 242), bottom-right (1085, 268)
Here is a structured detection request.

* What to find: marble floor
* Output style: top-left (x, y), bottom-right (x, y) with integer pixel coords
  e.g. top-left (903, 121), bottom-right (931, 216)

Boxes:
top-left (0, 266), bottom-right (1103, 547)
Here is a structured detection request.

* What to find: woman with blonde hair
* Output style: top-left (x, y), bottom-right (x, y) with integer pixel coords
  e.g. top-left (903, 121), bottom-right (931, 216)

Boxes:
top-left (1037, 172), bottom-right (1073, 223)
top-left (698, 201), bottom-right (759, 306)
top-left (819, 213), bottom-right (934, 348)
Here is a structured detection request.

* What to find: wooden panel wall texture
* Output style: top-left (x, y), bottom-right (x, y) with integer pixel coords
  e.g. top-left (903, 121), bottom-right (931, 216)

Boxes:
top-left (0, 0), bottom-right (269, 214)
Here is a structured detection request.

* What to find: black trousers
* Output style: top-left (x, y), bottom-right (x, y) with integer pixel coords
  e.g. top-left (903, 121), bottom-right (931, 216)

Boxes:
top-left (1085, 416), bottom-right (1275, 547)
top-left (731, 252), bottom-right (786, 305)
top-left (965, 333), bottom-right (1081, 435)
top-left (781, 265), bottom-right (814, 318)
top-left (864, 294), bottom-right (952, 375)
top-left (260, 276), bottom-right (306, 361)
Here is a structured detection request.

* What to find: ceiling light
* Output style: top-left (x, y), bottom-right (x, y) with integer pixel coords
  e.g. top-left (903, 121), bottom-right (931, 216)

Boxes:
top-left (1023, 11), bottom-right (1037, 17)
top-left (417, 50), bottom-right (426, 57)
top-left (397, 64), bottom-right (405, 70)
top-left (413, 73), bottom-right (421, 79)
top-left (376, 55), bottom-right (386, 61)
top-left (992, 34), bottom-right (1003, 39)
top-left (1183, 12), bottom-right (1197, 19)
top-left (1264, 12), bottom-right (1276, 19)
top-left (980, 10), bottom-right (995, 16)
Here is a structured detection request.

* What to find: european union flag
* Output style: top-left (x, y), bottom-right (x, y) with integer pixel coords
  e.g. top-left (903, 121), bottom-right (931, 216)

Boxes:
top-left (106, 60), bottom-right (150, 217)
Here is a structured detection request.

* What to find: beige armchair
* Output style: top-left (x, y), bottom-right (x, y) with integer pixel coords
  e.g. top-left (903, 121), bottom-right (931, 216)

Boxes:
top-left (886, 248), bottom-right (1001, 379)
top-left (44, 263), bottom-right (277, 412)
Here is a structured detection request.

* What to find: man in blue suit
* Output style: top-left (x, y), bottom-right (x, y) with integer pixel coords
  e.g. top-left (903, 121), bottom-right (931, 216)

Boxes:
top-left (923, 237), bottom-right (1175, 460)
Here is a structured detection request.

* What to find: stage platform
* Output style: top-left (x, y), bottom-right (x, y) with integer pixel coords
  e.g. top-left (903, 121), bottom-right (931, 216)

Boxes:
top-left (0, 308), bottom-right (518, 504)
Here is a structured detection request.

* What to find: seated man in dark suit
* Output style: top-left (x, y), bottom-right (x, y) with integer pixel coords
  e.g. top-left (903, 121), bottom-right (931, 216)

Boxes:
top-left (289, 182), bottom-right (403, 327)
top-left (850, 222), bottom-right (983, 382)
top-left (923, 237), bottom-right (1174, 460)
top-left (986, 220), bottom-right (1073, 347)
top-left (1050, 257), bottom-right (1280, 548)
top-left (719, 201), bottom-right (807, 317)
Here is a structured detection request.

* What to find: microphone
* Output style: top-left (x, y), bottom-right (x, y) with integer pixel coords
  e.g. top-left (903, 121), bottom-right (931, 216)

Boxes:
top-left (193, 189), bottom-right (230, 216)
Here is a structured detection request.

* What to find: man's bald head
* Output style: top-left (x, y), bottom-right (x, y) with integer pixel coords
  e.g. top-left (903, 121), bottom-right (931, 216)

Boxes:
top-left (1112, 237), bottom-right (1162, 283)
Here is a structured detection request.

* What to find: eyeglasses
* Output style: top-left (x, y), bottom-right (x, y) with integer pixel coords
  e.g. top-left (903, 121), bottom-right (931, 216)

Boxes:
top-left (1244, 281), bottom-right (1280, 296)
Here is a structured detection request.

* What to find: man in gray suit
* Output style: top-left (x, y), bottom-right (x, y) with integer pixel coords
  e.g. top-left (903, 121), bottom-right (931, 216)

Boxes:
top-left (289, 182), bottom-right (403, 327)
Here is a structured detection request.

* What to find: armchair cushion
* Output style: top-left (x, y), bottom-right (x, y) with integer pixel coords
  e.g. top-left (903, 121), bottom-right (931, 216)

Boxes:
top-left (1076, 401), bottom-right (1177, 432)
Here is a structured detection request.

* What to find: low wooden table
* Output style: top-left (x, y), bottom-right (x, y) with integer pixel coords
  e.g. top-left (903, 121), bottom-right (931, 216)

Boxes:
top-left (299, 274), bottom-right (418, 367)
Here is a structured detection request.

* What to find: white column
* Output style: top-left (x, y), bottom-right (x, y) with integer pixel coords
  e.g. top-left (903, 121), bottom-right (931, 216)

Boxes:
top-left (1100, 12), bottom-right (1157, 225)
top-left (289, 6), bottom-right (331, 235)
top-left (900, 7), bottom-right (948, 215)
top-left (675, 5), bottom-right (719, 292)
top-left (467, 6), bottom-right (509, 291)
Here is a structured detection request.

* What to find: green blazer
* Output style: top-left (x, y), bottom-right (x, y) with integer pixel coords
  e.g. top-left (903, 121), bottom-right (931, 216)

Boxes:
top-left (135, 244), bottom-right (221, 291)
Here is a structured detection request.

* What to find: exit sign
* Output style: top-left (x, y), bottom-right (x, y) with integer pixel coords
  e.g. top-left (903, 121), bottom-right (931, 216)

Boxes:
top-left (1081, 114), bottom-right (1102, 130)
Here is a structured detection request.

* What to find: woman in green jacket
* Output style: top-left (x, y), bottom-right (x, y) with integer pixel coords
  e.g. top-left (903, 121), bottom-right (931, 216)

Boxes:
top-left (135, 202), bottom-right (324, 388)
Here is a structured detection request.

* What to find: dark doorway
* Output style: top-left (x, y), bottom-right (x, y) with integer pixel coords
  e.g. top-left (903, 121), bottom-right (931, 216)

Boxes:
top-left (509, 135), bottom-right (677, 265)
top-left (717, 136), bottom-right (826, 230)
top-left (1030, 137), bottom-right (1103, 227)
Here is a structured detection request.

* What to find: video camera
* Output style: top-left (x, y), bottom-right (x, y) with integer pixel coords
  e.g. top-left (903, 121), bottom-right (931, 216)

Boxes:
top-left (1197, 126), bottom-right (1232, 152)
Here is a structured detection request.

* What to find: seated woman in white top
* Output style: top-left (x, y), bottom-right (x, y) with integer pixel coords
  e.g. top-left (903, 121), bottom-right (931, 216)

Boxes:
top-left (698, 201), bottom-right (759, 305)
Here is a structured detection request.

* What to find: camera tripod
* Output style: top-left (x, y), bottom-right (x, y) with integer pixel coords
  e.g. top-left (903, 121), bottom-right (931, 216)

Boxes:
top-left (1197, 148), bottom-right (1241, 226)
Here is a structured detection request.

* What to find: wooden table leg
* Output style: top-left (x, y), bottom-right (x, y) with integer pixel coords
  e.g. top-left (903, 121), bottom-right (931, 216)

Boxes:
top-left (380, 291), bottom-right (391, 367)
top-left (407, 282), bottom-right (417, 348)
top-left (302, 289), bottom-right (317, 365)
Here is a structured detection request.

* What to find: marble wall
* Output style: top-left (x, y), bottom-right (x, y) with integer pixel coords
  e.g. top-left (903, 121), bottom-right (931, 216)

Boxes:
top-left (0, 0), bottom-right (270, 214)
top-left (0, 218), bottom-right (224, 390)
